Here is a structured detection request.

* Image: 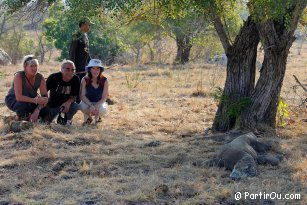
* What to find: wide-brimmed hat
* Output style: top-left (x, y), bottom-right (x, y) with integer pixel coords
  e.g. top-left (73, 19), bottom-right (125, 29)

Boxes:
top-left (85, 59), bottom-right (104, 72)
top-left (79, 17), bottom-right (95, 25)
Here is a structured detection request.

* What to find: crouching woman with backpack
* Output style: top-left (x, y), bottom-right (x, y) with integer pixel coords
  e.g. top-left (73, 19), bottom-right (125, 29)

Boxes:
top-left (79, 59), bottom-right (109, 125)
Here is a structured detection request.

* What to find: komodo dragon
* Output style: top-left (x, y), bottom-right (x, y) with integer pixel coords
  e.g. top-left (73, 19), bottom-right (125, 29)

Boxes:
top-left (197, 132), bottom-right (282, 180)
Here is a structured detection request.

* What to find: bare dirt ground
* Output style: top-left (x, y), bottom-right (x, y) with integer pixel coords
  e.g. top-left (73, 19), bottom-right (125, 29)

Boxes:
top-left (0, 42), bottom-right (306, 205)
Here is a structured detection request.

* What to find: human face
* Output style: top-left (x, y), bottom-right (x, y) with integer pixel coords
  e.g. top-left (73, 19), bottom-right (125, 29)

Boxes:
top-left (24, 61), bottom-right (38, 77)
top-left (90, 66), bottom-right (101, 78)
top-left (62, 64), bottom-right (75, 81)
top-left (81, 23), bottom-right (90, 33)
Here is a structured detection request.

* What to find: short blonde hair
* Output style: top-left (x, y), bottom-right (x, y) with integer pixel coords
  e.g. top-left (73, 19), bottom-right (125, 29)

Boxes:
top-left (22, 55), bottom-right (39, 67)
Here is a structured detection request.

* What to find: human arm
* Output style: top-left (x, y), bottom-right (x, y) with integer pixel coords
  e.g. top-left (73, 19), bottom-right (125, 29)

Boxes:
top-left (38, 76), bottom-right (48, 106)
top-left (61, 76), bottom-right (79, 113)
top-left (95, 80), bottom-right (108, 107)
top-left (61, 96), bottom-right (76, 113)
top-left (80, 78), bottom-right (96, 115)
top-left (80, 78), bottom-right (92, 106)
top-left (69, 39), bottom-right (77, 62)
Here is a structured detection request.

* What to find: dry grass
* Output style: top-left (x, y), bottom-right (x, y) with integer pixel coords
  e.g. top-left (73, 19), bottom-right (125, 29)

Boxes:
top-left (0, 42), bottom-right (306, 204)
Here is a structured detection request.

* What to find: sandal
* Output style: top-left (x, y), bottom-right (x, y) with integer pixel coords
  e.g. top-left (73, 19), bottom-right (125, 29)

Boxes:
top-left (82, 116), bottom-right (93, 126)
top-left (95, 117), bottom-right (102, 123)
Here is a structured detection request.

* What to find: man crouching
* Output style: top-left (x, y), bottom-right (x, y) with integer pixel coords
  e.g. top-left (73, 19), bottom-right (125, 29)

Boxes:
top-left (43, 60), bottom-right (80, 125)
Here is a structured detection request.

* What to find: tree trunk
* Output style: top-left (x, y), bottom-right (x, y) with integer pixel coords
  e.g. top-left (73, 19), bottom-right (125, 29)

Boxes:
top-left (174, 34), bottom-right (192, 64)
top-left (147, 43), bottom-right (154, 62)
top-left (212, 17), bottom-right (259, 132)
top-left (0, 14), bottom-right (6, 37)
top-left (241, 21), bottom-right (296, 129)
top-left (241, 47), bottom-right (290, 129)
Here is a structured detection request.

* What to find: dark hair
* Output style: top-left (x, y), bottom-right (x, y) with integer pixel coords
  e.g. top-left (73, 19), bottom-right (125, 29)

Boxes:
top-left (87, 68), bottom-right (103, 84)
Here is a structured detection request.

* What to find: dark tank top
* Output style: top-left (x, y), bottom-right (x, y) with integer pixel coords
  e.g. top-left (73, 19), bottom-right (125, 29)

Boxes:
top-left (84, 76), bottom-right (107, 102)
top-left (7, 70), bottom-right (42, 98)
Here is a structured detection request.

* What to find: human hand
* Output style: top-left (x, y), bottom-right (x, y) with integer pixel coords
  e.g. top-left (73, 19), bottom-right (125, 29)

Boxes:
top-left (61, 101), bottom-right (71, 113)
top-left (29, 110), bottom-right (39, 122)
top-left (37, 97), bottom-right (48, 106)
top-left (89, 104), bottom-right (97, 116)
top-left (94, 103), bottom-right (101, 117)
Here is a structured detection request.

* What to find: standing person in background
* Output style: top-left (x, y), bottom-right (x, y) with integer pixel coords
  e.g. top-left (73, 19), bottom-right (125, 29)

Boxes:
top-left (79, 59), bottom-right (109, 125)
top-left (69, 17), bottom-right (94, 102)
top-left (5, 55), bottom-right (48, 122)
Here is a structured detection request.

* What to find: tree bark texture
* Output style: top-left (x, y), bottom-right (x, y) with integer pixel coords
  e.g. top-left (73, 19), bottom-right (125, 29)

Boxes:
top-left (241, 21), bottom-right (296, 129)
top-left (212, 17), bottom-right (260, 131)
top-left (175, 34), bottom-right (192, 64)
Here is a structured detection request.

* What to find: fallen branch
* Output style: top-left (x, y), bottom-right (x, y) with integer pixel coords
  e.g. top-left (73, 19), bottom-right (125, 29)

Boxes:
top-left (293, 75), bottom-right (307, 92)
top-left (76, 64), bottom-right (122, 74)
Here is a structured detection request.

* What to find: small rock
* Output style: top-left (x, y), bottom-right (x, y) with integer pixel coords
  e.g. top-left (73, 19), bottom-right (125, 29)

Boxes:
top-left (10, 120), bottom-right (32, 132)
top-left (154, 184), bottom-right (169, 197)
top-left (0, 186), bottom-right (10, 195)
top-left (0, 201), bottom-right (10, 205)
top-left (0, 48), bottom-right (12, 65)
top-left (143, 140), bottom-right (161, 147)
top-left (51, 160), bottom-right (70, 172)
top-left (80, 200), bottom-right (96, 205)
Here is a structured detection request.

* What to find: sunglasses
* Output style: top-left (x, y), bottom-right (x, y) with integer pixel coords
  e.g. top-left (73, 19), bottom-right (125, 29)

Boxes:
top-left (64, 67), bottom-right (76, 72)
top-left (24, 56), bottom-right (34, 65)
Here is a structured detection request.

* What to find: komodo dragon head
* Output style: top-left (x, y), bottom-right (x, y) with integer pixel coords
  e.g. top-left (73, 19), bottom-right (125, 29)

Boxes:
top-left (230, 154), bottom-right (257, 180)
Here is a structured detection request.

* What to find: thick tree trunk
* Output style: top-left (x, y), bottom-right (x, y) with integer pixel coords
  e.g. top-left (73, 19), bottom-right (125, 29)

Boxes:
top-left (174, 34), bottom-right (192, 64)
top-left (241, 47), bottom-right (290, 129)
top-left (212, 1), bottom-right (305, 132)
top-left (212, 17), bottom-right (259, 131)
top-left (241, 21), bottom-right (296, 129)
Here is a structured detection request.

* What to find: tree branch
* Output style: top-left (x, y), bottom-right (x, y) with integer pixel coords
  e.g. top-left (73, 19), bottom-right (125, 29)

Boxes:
top-left (210, 12), bottom-right (231, 53)
top-left (293, 75), bottom-right (307, 92)
top-left (282, 0), bottom-right (307, 41)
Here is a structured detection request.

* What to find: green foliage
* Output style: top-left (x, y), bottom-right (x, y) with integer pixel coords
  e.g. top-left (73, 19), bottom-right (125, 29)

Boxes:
top-left (210, 86), bottom-right (224, 101)
top-left (0, 29), bottom-right (34, 64)
top-left (277, 97), bottom-right (289, 127)
top-left (192, 31), bottom-right (223, 59)
top-left (119, 20), bottom-right (158, 63)
top-left (42, 2), bottom-right (73, 60)
top-left (0, 72), bottom-right (6, 80)
top-left (248, 0), bottom-right (299, 27)
top-left (43, 1), bottom-right (122, 62)
top-left (89, 18), bottom-right (122, 64)
top-left (162, 10), bottom-right (208, 39)
top-left (211, 87), bottom-right (252, 118)
top-left (104, 0), bottom-right (143, 13)
top-left (125, 71), bottom-right (144, 89)
top-left (1, 0), bottom-right (56, 13)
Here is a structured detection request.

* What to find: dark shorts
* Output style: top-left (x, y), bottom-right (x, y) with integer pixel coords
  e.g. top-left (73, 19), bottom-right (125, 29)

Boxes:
top-left (42, 102), bottom-right (79, 123)
top-left (5, 94), bottom-right (36, 118)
